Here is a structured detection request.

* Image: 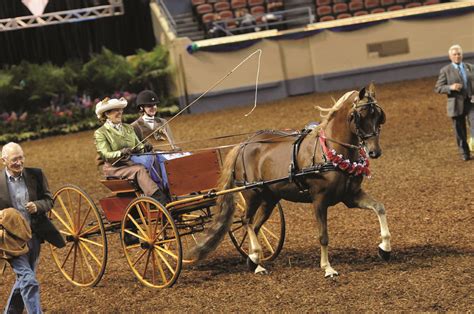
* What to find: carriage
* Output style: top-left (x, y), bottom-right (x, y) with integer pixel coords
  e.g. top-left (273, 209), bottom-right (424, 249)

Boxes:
top-left (48, 148), bottom-right (285, 289)
top-left (49, 84), bottom-right (391, 287)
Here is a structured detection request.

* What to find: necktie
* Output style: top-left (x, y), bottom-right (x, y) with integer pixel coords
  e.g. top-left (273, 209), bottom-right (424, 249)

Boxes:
top-left (458, 64), bottom-right (467, 87)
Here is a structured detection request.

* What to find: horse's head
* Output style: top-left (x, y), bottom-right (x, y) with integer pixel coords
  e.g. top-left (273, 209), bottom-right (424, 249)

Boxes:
top-left (349, 83), bottom-right (386, 158)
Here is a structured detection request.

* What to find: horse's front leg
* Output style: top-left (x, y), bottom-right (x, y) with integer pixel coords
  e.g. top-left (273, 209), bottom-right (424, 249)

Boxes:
top-left (345, 190), bottom-right (391, 260)
top-left (312, 197), bottom-right (338, 278)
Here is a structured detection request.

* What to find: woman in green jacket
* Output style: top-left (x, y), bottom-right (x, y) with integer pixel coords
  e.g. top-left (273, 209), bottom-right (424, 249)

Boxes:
top-left (94, 97), bottom-right (165, 202)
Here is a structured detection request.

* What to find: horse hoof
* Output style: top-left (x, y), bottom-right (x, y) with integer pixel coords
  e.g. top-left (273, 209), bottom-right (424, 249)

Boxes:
top-left (246, 257), bottom-right (258, 272)
top-left (324, 272), bottom-right (339, 279)
top-left (254, 265), bottom-right (268, 275)
top-left (378, 247), bottom-right (391, 261)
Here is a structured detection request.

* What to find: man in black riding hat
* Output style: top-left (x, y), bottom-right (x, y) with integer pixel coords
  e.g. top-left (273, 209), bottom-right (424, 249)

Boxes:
top-left (131, 90), bottom-right (179, 151)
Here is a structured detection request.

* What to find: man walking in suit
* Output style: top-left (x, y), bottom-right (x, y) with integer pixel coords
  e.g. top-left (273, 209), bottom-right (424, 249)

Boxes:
top-left (435, 44), bottom-right (474, 161)
top-left (1, 142), bottom-right (65, 314)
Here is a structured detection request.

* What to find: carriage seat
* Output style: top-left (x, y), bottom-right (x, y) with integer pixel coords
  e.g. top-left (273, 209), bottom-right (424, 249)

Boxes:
top-left (100, 177), bottom-right (139, 194)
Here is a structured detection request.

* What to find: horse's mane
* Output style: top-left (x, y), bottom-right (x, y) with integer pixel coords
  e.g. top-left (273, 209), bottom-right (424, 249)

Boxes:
top-left (310, 90), bottom-right (358, 136)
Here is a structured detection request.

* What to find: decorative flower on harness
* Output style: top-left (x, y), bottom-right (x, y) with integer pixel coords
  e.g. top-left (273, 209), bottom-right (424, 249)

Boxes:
top-left (319, 129), bottom-right (370, 177)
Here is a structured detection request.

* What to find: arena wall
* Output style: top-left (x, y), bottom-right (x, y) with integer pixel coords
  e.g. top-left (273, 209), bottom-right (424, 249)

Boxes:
top-left (151, 2), bottom-right (474, 113)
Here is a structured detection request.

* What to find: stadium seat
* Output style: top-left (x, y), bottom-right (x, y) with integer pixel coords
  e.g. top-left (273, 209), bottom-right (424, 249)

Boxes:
top-left (250, 5), bottom-right (265, 15)
top-left (219, 10), bottom-right (235, 20)
top-left (370, 7), bottom-right (385, 13)
top-left (349, 1), bottom-right (364, 11)
top-left (405, 2), bottom-right (421, 8)
top-left (218, 10), bottom-right (237, 29)
top-left (423, 0), bottom-right (440, 4)
top-left (250, 6), bottom-right (265, 23)
top-left (353, 10), bottom-right (369, 16)
top-left (202, 12), bottom-right (216, 25)
top-left (192, 0), bottom-right (206, 6)
top-left (336, 13), bottom-right (351, 19)
top-left (196, 4), bottom-right (214, 16)
top-left (215, 1), bottom-right (231, 12)
top-left (317, 5), bottom-right (332, 16)
top-left (319, 15), bottom-right (335, 22)
top-left (333, 3), bottom-right (348, 14)
top-left (333, 0), bottom-right (347, 3)
top-left (316, 0), bottom-right (332, 6)
top-left (395, 0), bottom-right (408, 3)
top-left (364, 0), bottom-right (380, 10)
top-left (201, 13), bottom-right (216, 31)
top-left (387, 4), bottom-right (403, 11)
top-left (231, 0), bottom-right (247, 9)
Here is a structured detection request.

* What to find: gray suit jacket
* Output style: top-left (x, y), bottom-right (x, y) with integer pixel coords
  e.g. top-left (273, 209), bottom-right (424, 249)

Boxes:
top-left (0, 168), bottom-right (65, 248)
top-left (435, 62), bottom-right (473, 117)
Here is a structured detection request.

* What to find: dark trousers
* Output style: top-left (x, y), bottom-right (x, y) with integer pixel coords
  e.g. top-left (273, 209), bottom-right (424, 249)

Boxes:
top-left (452, 99), bottom-right (474, 155)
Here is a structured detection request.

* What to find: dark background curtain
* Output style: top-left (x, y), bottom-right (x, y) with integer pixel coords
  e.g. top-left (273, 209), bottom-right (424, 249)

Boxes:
top-left (0, 0), bottom-right (155, 66)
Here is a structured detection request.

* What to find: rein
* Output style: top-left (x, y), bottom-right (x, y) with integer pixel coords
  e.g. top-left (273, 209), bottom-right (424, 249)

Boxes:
top-left (150, 131), bottom-right (258, 150)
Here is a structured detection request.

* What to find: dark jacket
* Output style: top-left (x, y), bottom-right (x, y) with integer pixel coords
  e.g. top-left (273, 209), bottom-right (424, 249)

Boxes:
top-left (131, 116), bottom-right (178, 149)
top-left (435, 62), bottom-right (473, 117)
top-left (0, 168), bottom-right (65, 248)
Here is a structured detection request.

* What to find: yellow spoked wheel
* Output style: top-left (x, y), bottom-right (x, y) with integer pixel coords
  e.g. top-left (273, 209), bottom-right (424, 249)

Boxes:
top-left (49, 185), bottom-right (107, 287)
top-left (121, 197), bottom-right (182, 288)
top-left (229, 193), bottom-right (285, 262)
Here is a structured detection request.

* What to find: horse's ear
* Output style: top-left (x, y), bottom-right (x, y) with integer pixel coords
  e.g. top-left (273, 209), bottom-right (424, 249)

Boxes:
top-left (368, 82), bottom-right (376, 98)
top-left (358, 87), bottom-right (366, 100)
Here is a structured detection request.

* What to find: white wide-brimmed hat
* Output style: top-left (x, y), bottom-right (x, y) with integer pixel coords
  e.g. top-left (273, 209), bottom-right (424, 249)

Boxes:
top-left (95, 97), bottom-right (128, 119)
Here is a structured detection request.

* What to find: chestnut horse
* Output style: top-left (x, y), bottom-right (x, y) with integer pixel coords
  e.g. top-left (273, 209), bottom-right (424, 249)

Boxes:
top-left (189, 84), bottom-right (391, 278)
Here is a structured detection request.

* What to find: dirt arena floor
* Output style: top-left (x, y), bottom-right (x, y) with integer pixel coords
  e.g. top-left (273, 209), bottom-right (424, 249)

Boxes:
top-left (1, 77), bottom-right (473, 312)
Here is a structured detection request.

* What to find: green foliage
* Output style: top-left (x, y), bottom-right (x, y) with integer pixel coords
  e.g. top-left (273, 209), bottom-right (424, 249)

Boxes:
top-left (0, 61), bottom-right (77, 113)
top-left (129, 46), bottom-right (171, 99)
top-left (81, 47), bottom-right (133, 97)
top-left (0, 45), bottom-right (179, 144)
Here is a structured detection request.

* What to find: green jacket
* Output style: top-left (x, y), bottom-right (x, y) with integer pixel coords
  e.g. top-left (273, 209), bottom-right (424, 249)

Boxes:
top-left (94, 123), bottom-right (145, 163)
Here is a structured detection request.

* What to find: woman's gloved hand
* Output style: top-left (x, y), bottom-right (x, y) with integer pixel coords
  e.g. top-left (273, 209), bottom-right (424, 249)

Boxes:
top-left (144, 142), bottom-right (154, 152)
top-left (120, 147), bottom-right (133, 160)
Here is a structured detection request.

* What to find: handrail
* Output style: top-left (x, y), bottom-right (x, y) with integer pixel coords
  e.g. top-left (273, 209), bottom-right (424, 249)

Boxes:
top-left (210, 6), bottom-right (315, 37)
top-left (155, 0), bottom-right (177, 35)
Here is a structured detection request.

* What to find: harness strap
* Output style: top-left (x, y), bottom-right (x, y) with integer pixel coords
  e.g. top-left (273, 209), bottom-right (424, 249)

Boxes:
top-left (289, 129), bottom-right (311, 191)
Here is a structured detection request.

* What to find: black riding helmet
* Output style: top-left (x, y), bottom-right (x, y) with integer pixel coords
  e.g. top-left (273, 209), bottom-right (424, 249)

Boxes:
top-left (136, 90), bottom-right (159, 108)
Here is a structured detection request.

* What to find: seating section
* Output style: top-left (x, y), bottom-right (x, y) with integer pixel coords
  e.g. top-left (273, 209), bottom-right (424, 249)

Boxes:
top-left (192, 0), bottom-right (285, 38)
top-left (190, 0), bottom-right (444, 38)
top-left (315, 0), bottom-right (442, 21)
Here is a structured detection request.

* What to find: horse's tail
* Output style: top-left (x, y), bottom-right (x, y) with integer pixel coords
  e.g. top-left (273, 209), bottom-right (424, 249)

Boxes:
top-left (188, 145), bottom-right (241, 261)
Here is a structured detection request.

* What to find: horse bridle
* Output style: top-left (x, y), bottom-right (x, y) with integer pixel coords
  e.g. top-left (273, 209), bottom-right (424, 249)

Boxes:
top-left (349, 98), bottom-right (386, 142)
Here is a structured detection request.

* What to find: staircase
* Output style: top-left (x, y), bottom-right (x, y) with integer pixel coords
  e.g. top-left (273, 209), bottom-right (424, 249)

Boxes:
top-left (174, 12), bottom-right (205, 41)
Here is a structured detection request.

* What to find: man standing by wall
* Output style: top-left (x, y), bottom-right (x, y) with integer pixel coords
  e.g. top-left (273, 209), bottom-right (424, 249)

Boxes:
top-left (435, 44), bottom-right (474, 161)
top-left (1, 142), bottom-right (65, 314)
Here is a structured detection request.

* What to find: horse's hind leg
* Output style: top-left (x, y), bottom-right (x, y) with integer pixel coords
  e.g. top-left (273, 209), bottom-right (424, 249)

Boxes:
top-left (345, 190), bottom-right (391, 260)
top-left (243, 192), bottom-right (277, 274)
